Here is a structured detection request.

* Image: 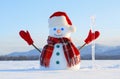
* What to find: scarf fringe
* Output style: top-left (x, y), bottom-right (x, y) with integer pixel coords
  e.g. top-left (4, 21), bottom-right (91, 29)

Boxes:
top-left (68, 55), bottom-right (80, 67)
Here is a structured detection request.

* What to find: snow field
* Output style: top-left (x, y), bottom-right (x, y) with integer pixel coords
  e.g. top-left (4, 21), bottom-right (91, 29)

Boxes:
top-left (0, 60), bottom-right (120, 79)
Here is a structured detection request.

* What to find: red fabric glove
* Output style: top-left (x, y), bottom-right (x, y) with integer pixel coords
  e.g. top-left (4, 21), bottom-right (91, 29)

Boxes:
top-left (84, 30), bottom-right (100, 44)
top-left (19, 30), bottom-right (34, 45)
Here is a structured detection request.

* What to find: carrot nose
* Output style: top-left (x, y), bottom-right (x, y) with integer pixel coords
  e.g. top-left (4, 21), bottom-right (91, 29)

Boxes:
top-left (57, 29), bottom-right (61, 34)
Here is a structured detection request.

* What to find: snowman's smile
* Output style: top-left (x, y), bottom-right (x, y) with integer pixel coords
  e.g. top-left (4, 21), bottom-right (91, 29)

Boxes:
top-left (54, 34), bottom-right (63, 36)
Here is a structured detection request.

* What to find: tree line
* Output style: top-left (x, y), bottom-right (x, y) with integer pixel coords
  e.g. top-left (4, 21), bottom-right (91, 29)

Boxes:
top-left (0, 55), bottom-right (120, 60)
top-left (0, 55), bottom-right (39, 60)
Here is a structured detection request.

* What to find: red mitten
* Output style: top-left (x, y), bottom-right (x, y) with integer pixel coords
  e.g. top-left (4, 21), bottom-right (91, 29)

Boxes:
top-left (84, 30), bottom-right (100, 44)
top-left (19, 30), bottom-right (34, 45)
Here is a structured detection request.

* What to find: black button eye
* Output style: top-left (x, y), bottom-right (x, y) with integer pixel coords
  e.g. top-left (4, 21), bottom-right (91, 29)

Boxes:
top-left (61, 28), bottom-right (64, 31)
top-left (53, 28), bottom-right (56, 31)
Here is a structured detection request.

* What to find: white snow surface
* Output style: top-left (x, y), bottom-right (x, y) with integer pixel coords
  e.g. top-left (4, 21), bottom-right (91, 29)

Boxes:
top-left (0, 60), bottom-right (120, 79)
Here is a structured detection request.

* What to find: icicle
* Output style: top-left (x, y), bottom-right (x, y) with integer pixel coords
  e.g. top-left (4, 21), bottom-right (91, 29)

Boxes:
top-left (90, 15), bottom-right (96, 69)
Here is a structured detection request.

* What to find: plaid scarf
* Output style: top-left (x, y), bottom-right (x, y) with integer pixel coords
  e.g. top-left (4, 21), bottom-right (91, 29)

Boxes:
top-left (40, 36), bottom-right (80, 67)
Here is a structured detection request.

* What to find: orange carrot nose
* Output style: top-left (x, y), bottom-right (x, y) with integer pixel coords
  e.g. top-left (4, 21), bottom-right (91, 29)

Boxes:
top-left (57, 29), bottom-right (61, 34)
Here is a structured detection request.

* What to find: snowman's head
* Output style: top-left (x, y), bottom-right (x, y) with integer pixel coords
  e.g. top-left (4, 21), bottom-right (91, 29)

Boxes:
top-left (49, 26), bottom-right (73, 38)
top-left (48, 11), bottom-right (76, 38)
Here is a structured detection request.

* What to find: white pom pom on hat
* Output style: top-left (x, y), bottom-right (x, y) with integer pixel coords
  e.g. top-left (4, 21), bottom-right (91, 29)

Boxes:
top-left (48, 11), bottom-right (76, 32)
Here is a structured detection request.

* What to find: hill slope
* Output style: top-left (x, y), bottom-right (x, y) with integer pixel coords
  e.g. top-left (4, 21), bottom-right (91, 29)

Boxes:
top-left (1, 44), bottom-right (120, 60)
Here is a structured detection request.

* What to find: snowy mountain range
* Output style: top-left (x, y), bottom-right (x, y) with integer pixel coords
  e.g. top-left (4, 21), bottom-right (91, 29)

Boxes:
top-left (80, 44), bottom-right (120, 59)
top-left (1, 44), bottom-right (120, 60)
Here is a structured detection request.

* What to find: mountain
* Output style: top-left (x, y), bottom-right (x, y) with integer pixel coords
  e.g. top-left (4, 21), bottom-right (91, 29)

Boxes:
top-left (80, 44), bottom-right (120, 59)
top-left (0, 49), bottom-right (41, 60)
top-left (96, 45), bottom-right (120, 59)
top-left (0, 44), bottom-right (120, 60)
top-left (7, 49), bottom-right (40, 57)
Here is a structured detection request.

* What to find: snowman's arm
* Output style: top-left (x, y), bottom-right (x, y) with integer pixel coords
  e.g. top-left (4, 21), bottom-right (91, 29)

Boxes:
top-left (78, 29), bottom-right (100, 50)
top-left (78, 43), bottom-right (86, 50)
top-left (78, 30), bottom-right (92, 50)
top-left (32, 44), bottom-right (42, 53)
top-left (19, 30), bottom-right (42, 53)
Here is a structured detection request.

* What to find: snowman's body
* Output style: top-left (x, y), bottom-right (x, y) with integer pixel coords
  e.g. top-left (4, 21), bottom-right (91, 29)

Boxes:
top-left (40, 11), bottom-right (80, 70)
top-left (41, 43), bottom-right (80, 70)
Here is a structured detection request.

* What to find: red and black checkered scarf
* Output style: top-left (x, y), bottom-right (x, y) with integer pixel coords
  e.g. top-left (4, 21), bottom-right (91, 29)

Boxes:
top-left (40, 36), bottom-right (80, 67)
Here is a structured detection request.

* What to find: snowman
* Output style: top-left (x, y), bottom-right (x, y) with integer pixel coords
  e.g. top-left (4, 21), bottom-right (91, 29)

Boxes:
top-left (19, 11), bottom-right (100, 70)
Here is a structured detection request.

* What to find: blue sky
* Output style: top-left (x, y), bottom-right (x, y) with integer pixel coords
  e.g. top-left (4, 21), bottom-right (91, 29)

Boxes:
top-left (0, 0), bottom-right (120, 55)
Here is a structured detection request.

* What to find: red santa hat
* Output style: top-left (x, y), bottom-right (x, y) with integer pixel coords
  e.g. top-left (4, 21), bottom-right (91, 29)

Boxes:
top-left (48, 11), bottom-right (76, 32)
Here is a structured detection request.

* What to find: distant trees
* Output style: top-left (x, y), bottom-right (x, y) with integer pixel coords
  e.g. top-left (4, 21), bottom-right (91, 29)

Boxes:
top-left (0, 55), bottom-right (120, 60)
top-left (0, 55), bottom-right (39, 60)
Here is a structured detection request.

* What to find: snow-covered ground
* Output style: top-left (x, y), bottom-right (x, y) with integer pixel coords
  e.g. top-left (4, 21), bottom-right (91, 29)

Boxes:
top-left (0, 60), bottom-right (120, 79)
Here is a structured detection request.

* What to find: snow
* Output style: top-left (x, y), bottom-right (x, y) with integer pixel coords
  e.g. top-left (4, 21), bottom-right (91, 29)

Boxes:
top-left (0, 60), bottom-right (120, 79)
